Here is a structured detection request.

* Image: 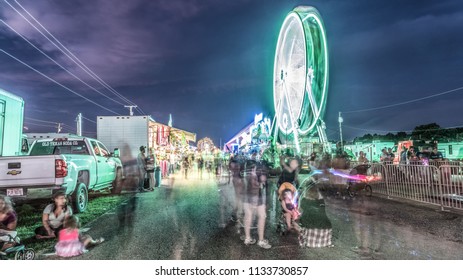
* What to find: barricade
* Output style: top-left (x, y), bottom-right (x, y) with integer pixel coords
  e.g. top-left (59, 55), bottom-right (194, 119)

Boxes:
top-left (372, 163), bottom-right (462, 211)
top-left (317, 160), bottom-right (463, 211)
top-left (365, 163), bottom-right (388, 196)
top-left (439, 165), bottom-right (463, 210)
top-left (382, 163), bottom-right (442, 206)
top-left (428, 160), bottom-right (461, 168)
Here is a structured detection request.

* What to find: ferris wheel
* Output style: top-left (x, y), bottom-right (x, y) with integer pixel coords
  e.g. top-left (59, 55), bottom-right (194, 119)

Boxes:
top-left (273, 6), bottom-right (329, 152)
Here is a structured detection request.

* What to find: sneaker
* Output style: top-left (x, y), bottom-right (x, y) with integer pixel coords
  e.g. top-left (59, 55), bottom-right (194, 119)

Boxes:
top-left (257, 239), bottom-right (272, 249)
top-left (244, 238), bottom-right (256, 245)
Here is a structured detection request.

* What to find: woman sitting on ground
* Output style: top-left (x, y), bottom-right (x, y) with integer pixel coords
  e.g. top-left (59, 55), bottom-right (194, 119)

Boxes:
top-left (0, 195), bottom-right (19, 251)
top-left (35, 190), bottom-right (72, 239)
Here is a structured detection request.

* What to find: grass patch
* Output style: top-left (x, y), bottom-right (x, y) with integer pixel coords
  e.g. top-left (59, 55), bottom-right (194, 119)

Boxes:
top-left (15, 193), bottom-right (129, 253)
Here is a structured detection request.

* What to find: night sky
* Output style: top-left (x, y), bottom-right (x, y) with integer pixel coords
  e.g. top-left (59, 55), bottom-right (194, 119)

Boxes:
top-left (1, 0), bottom-right (462, 145)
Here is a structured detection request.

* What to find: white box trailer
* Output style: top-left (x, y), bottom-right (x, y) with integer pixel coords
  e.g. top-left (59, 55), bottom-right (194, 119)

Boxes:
top-left (0, 88), bottom-right (26, 156)
top-left (438, 142), bottom-right (463, 160)
top-left (97, 115), bottom-right (151, 164)
top-left (344, 141), bottom-right (395, 162)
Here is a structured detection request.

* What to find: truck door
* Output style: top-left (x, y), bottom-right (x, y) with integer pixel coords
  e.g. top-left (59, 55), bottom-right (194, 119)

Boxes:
top-left (97, 141), bottom-right (117, 184)
top-left (90, 140), bottom-right (107, 186)
top-left (0, 100), bottom-right (4, 155)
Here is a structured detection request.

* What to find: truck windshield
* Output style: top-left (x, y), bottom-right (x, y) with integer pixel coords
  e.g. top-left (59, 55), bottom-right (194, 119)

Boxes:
top-left (29, 140), bottom-right (90, 155)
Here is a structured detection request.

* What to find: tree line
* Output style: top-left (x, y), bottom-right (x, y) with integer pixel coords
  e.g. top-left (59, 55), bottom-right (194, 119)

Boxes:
top-left (353, 123), bottom-right (463, 143)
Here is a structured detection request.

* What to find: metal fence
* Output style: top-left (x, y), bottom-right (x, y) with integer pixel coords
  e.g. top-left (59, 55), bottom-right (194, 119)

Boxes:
top-left (346, 162), bottom-right (463, 211)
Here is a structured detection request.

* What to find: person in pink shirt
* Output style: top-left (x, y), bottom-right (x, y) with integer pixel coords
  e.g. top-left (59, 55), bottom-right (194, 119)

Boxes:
top-left (55, 215), bottom-right (104, 257)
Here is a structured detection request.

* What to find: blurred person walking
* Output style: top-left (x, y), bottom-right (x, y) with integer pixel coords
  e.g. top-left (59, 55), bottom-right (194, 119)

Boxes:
top-left (229, 156), bottom-right (244, 222)
top-left (278, 156), bottom-right (299, 188)
top-left (357, 151), bottom-right (369, 164)
top-left (242, 162), bottom-right (271, 249)
top-left (183, 156), bottom-right (190, 179)
top-left (197, 156), bottom-right (204, 180)
top-left (137, 146), bottom-right (148, 192)
top-left (298, 186), bottom-right (333, 248)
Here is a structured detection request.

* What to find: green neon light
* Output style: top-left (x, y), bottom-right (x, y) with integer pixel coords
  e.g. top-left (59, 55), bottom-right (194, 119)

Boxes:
top-left (273, 6), bottom-right (329, 140)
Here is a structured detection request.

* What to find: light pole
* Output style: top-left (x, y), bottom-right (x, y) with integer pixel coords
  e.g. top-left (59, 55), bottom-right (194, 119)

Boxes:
top-left (76, 113), bottom-right (82, 136)
top-left (338, 112), bottom-right (343, 150)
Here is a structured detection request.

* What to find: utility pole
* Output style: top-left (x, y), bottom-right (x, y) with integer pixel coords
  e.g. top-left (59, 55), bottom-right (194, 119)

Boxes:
top-left (124, 105), bottom-right (137, 116)
top-left (57, 123), bottom-right (62, 133)
top-left (76, 113), bottom-right (82, 136)
top-left (338, 112), bottom-right (343, 150)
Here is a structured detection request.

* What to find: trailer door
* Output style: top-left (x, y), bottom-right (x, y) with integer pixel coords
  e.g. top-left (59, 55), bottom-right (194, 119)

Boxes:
top-left (0, 100), bottom-right (5, 156)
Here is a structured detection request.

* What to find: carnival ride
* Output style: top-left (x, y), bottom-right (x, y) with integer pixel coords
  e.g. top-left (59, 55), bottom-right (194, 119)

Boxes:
top-left (272, 6), bottom-right (329, 154)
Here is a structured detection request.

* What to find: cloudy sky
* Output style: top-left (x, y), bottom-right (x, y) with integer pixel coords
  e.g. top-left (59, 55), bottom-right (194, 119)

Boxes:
top-left (0, 0), bottom-right (462, 144)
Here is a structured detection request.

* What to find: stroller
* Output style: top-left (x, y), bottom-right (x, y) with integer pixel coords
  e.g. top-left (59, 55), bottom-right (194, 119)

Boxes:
top-left (276, 176), bottom-right (318, 235)
top-left (276, 182), bottom-right (299, 235)
top-left (346, 164), bottom-right (373, 197)
top-left (0, 231), bottom-right (35, 260)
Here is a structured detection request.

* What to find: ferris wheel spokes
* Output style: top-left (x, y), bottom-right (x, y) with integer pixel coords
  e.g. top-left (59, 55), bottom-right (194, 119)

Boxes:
top-left (282, 79), bottom-right (301, 153)
top-left (273, 6), bottom-right (328, 154)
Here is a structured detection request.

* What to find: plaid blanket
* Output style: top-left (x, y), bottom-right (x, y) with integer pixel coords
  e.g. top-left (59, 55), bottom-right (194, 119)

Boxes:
top-left (298, 228), bottom-right (332, 248)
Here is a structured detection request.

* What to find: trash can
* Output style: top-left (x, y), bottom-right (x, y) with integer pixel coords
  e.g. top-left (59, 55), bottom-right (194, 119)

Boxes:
top-left (154, 166), bottom-right (161, 188)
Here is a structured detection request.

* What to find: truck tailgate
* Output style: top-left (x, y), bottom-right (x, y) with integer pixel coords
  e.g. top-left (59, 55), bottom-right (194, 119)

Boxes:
top-left (0, 155), bottom-right (60, 187)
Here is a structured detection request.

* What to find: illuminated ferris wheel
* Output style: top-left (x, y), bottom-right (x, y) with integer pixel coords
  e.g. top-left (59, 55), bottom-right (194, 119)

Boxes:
top-left (273, 6), bottom-right (329, 152)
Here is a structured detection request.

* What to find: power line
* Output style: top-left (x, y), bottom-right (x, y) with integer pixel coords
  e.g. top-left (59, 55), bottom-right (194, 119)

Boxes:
top-left (0, 19), bottom-right (127, 107)
top-left (24, 117), bottom-right (58, 124)
top-left (81, 115), bottom-right (96, 124)
top-left (24, 117), bottom-right (76, 132)
top-left (342, 85), bottom-right (463, 114)
top-left (61, 123), bottom-right (76, 129)
top-left (0, 49), bottom-right (120, 115)
top-left (23, 122), bottom-right (57, 129)
top-left (7, 0), bottom-right (137, 107)
top-left (343, 125), bottom-right (408, 133)
top-left (7, 0), bottom-right (145, 115)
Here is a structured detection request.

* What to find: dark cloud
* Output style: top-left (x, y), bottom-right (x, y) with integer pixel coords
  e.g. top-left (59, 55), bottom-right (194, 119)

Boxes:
top-left (0, 0), bottom-right (462, 143)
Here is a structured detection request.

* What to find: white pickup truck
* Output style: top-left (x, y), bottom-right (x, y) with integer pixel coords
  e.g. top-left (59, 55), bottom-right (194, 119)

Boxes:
top-left (0, 137), bottom-right (123, 212)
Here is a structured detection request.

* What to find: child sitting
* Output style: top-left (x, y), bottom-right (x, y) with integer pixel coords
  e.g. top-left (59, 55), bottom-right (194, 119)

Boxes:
top-left (55, 216), bottom-right (104, 257)
top-left (0, 195), bottom-right (19, 251)
top-left (281, 189), bottom-right (300, 232)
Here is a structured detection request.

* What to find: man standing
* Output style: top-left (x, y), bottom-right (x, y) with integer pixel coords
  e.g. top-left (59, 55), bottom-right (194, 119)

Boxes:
top-left (197, 156), bottom-right (204, 179)
top-left (400, 146), bottom-right (408, 164)
top-left (169, 153), bottom-right (176, 176)
top-left (137, 146), bottom-right (147, 192)
top-left (380, 148), bottom-right (391, 163)
top-left (387, 148), bottom-right (395, 162)
top-left (430, 147), bottom-right (443, 161)
top-left (182, 156), bottom-right (190, 179)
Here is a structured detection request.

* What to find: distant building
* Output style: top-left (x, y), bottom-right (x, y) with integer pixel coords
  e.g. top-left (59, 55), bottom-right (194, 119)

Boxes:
top-left (224, 113), bottom-right (271, 154)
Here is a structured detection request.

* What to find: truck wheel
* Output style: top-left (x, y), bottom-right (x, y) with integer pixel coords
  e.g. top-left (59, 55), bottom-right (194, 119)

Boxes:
top-left (111, 168), bottom-right (123, 194)
top-left (73, 182), bottom-right (88, 213)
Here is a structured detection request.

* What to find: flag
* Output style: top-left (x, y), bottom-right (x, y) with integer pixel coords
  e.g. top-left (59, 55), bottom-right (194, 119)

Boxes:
top-left (168, 114), bottom-right (172, 127)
